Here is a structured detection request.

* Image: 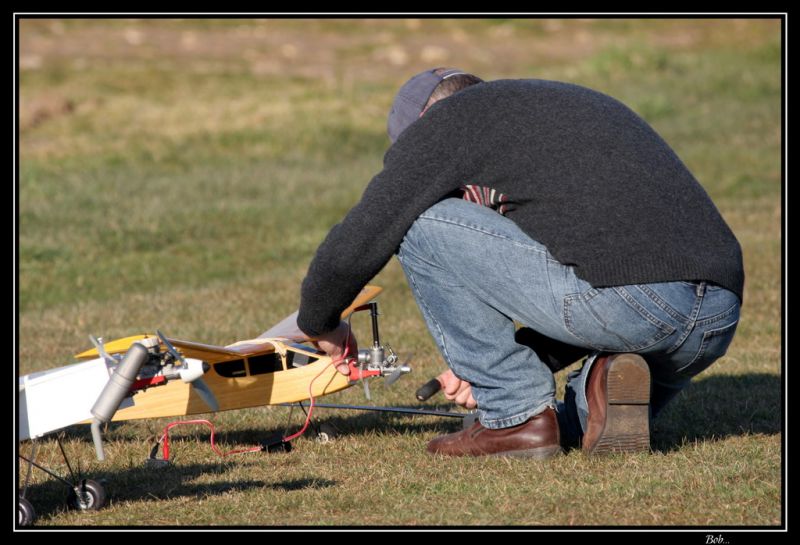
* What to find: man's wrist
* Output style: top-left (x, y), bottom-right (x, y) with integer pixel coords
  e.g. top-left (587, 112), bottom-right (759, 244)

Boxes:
top-left (296, 312), bottom-right (339, 339)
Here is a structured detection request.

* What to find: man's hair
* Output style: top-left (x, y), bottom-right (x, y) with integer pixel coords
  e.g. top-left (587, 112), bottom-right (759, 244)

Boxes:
top-left (425, 68), bottom-right (484, 110)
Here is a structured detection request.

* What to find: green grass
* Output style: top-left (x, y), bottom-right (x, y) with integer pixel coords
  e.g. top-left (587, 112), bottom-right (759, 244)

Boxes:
top-left (17, 18), bottom-right (783, 527)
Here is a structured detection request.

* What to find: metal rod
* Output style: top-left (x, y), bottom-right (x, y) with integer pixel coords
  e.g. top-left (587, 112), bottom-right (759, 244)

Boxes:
top-left (57, 436), bottom-right (77, 483)
top-left (296, 401), bottom-right (313, 432)
top-left (295, 402), bottom-right (321, 436)
top-left (21, 441), bottom-right (38, 498)
top-left (282, 403), bottom-right (298, 437)
top-left (17, 455), bottom-right (75, 488)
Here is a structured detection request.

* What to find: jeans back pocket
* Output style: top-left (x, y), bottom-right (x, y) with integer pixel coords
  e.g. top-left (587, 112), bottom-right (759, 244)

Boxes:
top-left (564, 286), bottom-right (676, 352)
top-left (675, 318), bottom-right (740, 378)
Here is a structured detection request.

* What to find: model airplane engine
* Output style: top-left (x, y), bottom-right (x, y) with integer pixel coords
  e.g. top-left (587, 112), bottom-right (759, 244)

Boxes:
top-left (347, 303), bottom-right (412, 400)
top-left (356, 344), bottom-right (410, 378)
top-left (90, 342), bottom-right (150, 460)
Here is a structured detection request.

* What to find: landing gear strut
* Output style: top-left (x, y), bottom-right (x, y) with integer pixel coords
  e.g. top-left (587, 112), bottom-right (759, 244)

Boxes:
top-left (18, 438), bottom-right (106, 526)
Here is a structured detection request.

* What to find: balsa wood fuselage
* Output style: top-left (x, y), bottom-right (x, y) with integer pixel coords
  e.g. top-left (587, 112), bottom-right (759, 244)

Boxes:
top-left (71, 285), bottom-right (382, 421)
top-left (78, 337), bottom-right (348, 421)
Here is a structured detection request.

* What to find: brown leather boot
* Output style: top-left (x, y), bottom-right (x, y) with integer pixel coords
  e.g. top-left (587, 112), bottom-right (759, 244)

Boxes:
top-left (582, 353), bottom-right (651, 455)
top-left (426, 407), bottom-right (563, 459)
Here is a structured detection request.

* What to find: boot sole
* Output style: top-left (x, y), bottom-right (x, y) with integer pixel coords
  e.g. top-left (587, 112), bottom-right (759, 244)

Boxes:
top-left (587, 354), bottom-right (651, 455)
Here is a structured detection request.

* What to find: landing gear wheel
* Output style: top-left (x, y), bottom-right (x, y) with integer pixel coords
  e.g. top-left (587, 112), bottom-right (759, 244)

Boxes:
top-left (67, 479), bottom-right (106, 511)
top-left (18, 496), bottom-right (35, 526)
top-left (316, 423), bottom-right (338, 443)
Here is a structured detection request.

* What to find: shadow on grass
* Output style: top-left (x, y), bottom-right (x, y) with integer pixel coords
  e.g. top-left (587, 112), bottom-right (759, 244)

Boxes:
top-left (652, 372), bottom-right (782, 452)
top-left (19, 456), bottom-right (336, 523)
top-left (17, 404), bottom-right (452, 523)
top-left (305, 403), bottom-right (468, 437)
top-left (102, 404), bottom-right (464, 448)
top-left (162, 403), bottom-right (467, 443)
top-left (268, 478), bottom-right (336, 491)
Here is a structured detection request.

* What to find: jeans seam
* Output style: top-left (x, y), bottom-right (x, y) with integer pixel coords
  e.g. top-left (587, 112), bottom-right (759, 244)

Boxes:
top-left (694, 303), bottom-right (739, 328)
top-left (562, 294), bottom-right (596, 348)
top-left (396, 245), bottom-right (442, 271)
top-left (399, 225), bottom-right (446, 271)
top-left (563, 289), bottom-right (676, 352)
top-left (676, 319), bottom-right (739, 373)
top-left (635, 284), bottom-right (690, 322)
top-left (416, 215), bottom-right (550, 256)
top-left (666, 284), bottom-right (707, 354)
top-left (396, 253), bottom-right (457, 374)
top-left (614, 286), bottom-right (676, 335)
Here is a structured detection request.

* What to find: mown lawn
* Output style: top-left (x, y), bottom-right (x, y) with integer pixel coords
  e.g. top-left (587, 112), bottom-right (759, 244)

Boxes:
top-left (17, 18), bottom-right (782, 527)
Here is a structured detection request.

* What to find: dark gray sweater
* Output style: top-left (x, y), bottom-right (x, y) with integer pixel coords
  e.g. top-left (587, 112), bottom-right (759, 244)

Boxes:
top-left (297, 79), bottom-right (744, 336)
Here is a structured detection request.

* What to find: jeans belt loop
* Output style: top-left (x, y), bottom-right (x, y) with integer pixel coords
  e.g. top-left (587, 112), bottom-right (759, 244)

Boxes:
top-left (696, 281), bottom-right (707, 298)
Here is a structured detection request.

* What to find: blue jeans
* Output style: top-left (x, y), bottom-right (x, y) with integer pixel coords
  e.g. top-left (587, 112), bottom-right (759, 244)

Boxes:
top-left (396, 199), bottom-right (741, 441)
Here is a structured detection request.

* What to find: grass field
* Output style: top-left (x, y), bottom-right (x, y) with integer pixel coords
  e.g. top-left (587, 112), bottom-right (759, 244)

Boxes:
top-left (17, 18), bottom-right (783, 527)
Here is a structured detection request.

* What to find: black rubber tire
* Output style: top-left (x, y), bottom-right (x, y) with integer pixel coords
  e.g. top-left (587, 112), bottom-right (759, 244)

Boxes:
top-left (18, 496), bottom-right (35, 526)
top-left (316, 423), bottom-right (338, 443)
top-left (67, 479), bottom-right (106, 511)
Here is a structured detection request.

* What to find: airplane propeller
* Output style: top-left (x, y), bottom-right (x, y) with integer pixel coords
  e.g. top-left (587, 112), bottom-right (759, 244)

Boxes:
top-left (156, 330), bottom-right (219, 412)
top-left (384, 353), bottom-right (413, 387)
top-left (89, 335), bottom-right (118, 366)
top-left (187, 376), bottom-right (219, 412)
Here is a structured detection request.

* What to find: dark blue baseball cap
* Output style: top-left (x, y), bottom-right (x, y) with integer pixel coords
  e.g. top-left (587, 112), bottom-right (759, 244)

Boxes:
top-left (387, 68), bottom-right (467, 143)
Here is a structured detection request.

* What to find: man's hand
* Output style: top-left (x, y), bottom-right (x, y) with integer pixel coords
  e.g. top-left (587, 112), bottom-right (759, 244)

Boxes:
top-left (438, 368), bottom-right (477, 409)
top-left (313, 322), bottom-right (358, 376)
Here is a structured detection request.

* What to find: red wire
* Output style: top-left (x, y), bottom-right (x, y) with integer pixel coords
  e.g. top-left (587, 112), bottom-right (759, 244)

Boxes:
top-left (282, 340), bottom-right (351, 442)
top-left (159, 419), bottom-right (262, 460)
top-left (157, 326), bottom-right (354, 459)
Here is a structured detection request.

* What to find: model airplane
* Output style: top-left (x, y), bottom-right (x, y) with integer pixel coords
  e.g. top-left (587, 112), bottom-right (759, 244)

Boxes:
top-left (18, 285), bottom-right (416, 525)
